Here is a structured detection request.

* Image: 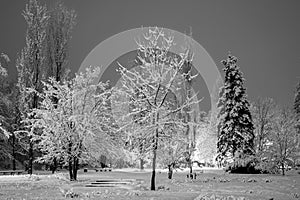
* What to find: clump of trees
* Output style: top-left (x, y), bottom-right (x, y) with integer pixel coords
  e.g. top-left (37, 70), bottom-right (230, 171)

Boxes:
top-left (1, 0), bottom-right (202, 186)
top-left (0, 0), bottom-right (77, 173)
top-left (12, 0), bottom-right (78, 175)
top-left (251, 99), bottom-right (299, 175)
top-left (25, 67), bottom-right (118, 180)
top-left (215, 54), bottom-right (300, 175)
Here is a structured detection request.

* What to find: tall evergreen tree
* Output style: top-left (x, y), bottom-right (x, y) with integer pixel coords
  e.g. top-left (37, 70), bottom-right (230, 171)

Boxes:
top-left (217, 54), bottom-right (254, 162)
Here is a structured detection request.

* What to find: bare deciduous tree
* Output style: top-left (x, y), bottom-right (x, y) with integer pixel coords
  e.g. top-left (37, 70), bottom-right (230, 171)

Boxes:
top-left (269, 107), bottom-right (299, 175)
top-left (251, 98), bottom-right (276, 157)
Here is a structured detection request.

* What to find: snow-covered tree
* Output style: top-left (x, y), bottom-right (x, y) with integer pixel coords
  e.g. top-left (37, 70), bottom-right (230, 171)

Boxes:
top-left (250, 98), bottom-right (275, 161)
top-left (113, 27), bottom-right (199, 190)
top-left (16, 0), bottom-right (49, 174)
top-left (269, 107), bottom-right (299, 175)
top-left (0, 53), bottom-right (11, 159)
top-left (26, 66), bottom-right (118, 181)
top-left (217, 54), bottom-right (254, 164)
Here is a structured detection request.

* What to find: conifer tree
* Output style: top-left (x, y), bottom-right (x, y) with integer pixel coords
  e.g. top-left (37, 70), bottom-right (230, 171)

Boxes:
top-left (217, 54), bottom-right (254, 163)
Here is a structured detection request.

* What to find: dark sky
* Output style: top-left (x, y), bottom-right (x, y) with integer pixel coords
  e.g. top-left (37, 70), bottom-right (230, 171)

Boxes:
top-left (1, 0), bottom-right (300, 111)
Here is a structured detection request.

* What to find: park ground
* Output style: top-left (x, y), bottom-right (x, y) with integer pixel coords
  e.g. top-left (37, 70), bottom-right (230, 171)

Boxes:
top-left (0, 168), bottom-right (299, 200)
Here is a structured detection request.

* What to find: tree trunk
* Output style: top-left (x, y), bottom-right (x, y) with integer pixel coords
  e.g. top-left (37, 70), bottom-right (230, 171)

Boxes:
top-left (185, 111), bottom-right (193, 179)
top-left (68, 142), bottom-right (74, 180)
top-left (139, 140), bottom-right (144, 170)
top-left (150, 149), bottom-right (156, 190)
top-left (168, 164), bottom-right (173, 179)
top-left (151, 124), bottom-right (159, 190)
top-left (28, 139), bottom-right (33, 174)
top-left (12, 133), bottom-right (16, 170)
top-left (140, 158), bottom-right (144, 170)
top-left (51, 157), bottom-right (57, 174)
top-left (56, 62), bottom-right (61, 82)
top-left (68, 158), bottom-right (73, 181)
top-left (232, 149), bottom-right (236, 168)
top-left (188, 156), bottom-right (193, 178)
top-left (281, 162), bottom-right (285, 176)
top-left (72, 157), bottom-right (79, 181)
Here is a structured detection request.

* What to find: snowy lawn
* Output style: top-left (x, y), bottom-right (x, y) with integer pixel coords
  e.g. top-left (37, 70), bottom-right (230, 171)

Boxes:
top-left (0, 168), bottom-right (299, 200)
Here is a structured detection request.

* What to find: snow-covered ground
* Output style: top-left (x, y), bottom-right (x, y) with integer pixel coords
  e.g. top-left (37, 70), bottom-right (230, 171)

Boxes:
top-left (113, 167), bottom-right (223, 173)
